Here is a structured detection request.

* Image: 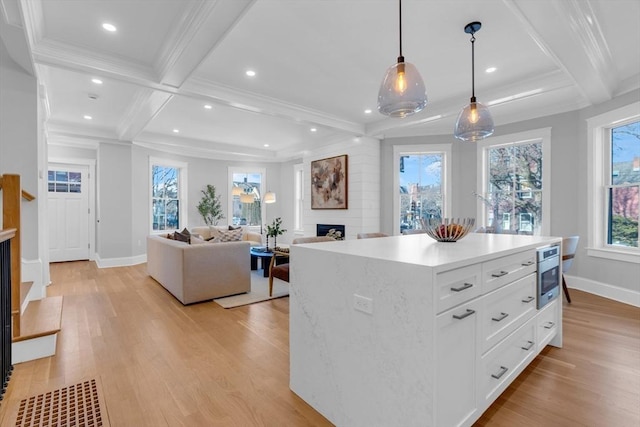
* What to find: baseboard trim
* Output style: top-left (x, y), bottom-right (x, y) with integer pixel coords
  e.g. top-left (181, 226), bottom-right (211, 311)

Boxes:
top-left (565, 274), bottom-right (640, 307)
top-left (95, 253), bottom-right (147, 268)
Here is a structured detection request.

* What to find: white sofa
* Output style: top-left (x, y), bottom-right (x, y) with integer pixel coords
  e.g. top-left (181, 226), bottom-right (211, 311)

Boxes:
top-left (191, 226), bottom-right (263, 246)
top-left (146, 235), bottom-right (251, 304)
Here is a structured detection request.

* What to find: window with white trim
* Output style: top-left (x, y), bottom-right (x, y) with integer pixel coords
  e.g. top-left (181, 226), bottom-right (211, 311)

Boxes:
top-left (228, 167), bottom-right (266, 228)
top-left (393, 144), bottom-right (451, 235)
top-left (588, 103), bottom-right (639, 262)
top-left (150, 158), bottom-right (187, 232)
top-left (477, 129), bottom-right (550, 236)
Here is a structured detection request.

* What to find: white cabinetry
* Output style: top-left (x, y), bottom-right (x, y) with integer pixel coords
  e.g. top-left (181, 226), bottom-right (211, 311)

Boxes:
top-left (436, 299), bottom-right (480, 427)
top-left (435, 250), bottom-right (547, 427)
top-left (290, 233), bottom-right (562, 427)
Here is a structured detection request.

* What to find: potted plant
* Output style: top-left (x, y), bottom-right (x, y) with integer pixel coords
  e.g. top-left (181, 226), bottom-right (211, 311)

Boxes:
top-left (265, 217), bottom-right (286, 250)
top-left (197, 184), bottom-right (225, 226)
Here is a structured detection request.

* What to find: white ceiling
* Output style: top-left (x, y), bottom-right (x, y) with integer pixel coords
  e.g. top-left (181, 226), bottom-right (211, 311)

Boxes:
top-left (1, 0), bottom-right (639, 161)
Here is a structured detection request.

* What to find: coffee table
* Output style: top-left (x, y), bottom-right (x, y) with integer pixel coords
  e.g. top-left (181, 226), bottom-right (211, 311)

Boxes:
top-left (250, 247), bottom-right (288, 277)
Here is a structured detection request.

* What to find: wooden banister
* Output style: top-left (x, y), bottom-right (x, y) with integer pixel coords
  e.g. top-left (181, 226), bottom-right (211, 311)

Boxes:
top-left (0, 174), bottom-right (35, 338)
top-left (0, 177), bottom-right (34, 201)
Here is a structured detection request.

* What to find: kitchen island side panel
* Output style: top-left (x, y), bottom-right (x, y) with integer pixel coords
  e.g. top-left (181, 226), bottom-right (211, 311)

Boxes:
top-left (290, 249), bottom-right (435, 427)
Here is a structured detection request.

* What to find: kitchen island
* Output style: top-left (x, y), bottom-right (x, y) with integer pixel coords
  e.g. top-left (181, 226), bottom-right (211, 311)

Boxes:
top-left (289, 232), bottom-right (562, 427)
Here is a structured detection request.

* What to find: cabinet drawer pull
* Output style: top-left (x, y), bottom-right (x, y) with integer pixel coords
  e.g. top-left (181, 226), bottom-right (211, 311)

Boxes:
top-left (450, 282), bottom-right (473, 292)
top-left (543, 321), bottom-right (555, 329)
top-left (491, 366), bottom-right (509, 379)
top-left (492, 312), bottom-right (509, 322)
top-left (521, 260), bottom-right (534, 266)
top-left (452, 309), bottom-right (475, 320)
top-left (521, 340), bottom-right (534, 351)
top-left (521, 296), bottom-right (535, 303)
top-left (491, 270), bottom-right (508, 278)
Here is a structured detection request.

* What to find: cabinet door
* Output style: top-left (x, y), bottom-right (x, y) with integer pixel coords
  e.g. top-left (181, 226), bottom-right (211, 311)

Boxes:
top-left (436, 299), bottom-right (480, 427)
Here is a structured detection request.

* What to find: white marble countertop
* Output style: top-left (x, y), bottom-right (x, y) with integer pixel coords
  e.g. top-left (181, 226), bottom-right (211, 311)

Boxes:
top-left (294, 233), bottom-right (561, 271)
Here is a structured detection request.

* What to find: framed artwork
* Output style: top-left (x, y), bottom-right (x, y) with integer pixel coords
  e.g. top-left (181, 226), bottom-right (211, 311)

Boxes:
top-left (311, 154), bottom-right (348, 209)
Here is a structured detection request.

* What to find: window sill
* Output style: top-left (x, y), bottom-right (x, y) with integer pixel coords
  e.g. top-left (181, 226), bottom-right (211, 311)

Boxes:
top-left (587, 247), bottom-right (640, 264)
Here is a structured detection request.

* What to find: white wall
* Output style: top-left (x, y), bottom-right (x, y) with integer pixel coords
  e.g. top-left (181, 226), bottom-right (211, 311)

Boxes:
top-left (302, 137), bottom-right (381, 240)
top-left (0, 36), bottom-right (39, 259)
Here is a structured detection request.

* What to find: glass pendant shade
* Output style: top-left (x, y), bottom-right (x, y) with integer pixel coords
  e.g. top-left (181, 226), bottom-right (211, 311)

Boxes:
top-left (454, 98), bottom-right (494, 142)
top-left (263, 191), bottom-right (276, 204)
top-left (232, 186), bottom-right (243, 196)
top-left (378, 60), bottom-right (427, 118)
top-left (240, 193), bottom-right (254, 204)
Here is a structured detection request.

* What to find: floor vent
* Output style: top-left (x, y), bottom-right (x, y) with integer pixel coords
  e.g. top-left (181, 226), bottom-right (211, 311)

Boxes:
top-left (14, 378), bottom-right (110, 427)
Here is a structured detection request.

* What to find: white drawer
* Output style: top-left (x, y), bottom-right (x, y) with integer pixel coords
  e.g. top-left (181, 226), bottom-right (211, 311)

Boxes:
top-left (480, 273), bottom-right (537, 354)
top-left (482, 250), bottom-right (536, 294)
top-left (537, 299), bottom-right (559, 350)
top-left (479, 320), bottom-right (537, 407)
top-left (436, 263), bottom-right (482, 313)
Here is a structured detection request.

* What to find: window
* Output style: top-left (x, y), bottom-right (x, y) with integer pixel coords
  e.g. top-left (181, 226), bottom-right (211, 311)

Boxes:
top-left (477, 128), bottom-right (550, 236)
top-left (48, 170), bottom-right (81, 193)
top-left (229, 167), bottom-right (265, 228)
top-left (150, 158), bottom-right (187, 232)
top-left (393, 144), bottom-right (451, 234)
top-left (608, 121), bottom-right (639, 247)
top-left (588, 102), bottom-right (639, 262)
top-left (294, 163), bottom-right (304, 231)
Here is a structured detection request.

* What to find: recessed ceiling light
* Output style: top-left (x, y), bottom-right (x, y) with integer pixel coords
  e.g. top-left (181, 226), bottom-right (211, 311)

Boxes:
top-left (245, 70), bottom-right (256, 77)
top-left (172, 129), bottom-right (179, 133)
top-left (83, 115), bottom-right (92, 120)
top-left (486, 67), bottom-right (497, 73)
top-left (364, 109), bottom-right (372, 114)
top-left (102, 23), bottom-right (117, 32)
top-left (310, 128), bottom-right (317, 132)
top-left (263, 144), bottom-right (269, 147)
top-left (91, 78), bottom-right (103, 85)
top-left (204, 104), bottom-right (212, 109)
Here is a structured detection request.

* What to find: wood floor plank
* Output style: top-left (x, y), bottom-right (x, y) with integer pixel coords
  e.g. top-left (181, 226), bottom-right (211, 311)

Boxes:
top-left (0, 261), bottom-right (638, 427)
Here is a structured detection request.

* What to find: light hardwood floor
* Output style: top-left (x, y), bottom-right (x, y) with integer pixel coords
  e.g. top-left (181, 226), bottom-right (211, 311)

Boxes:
top-left (1, 261), bottom-right (638, 426)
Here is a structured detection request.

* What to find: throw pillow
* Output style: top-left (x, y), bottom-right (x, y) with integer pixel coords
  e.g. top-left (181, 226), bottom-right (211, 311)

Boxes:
top-left (216, 228), bottom-right (243, 242)
top-left (173, 231), bottom-right (189, 243)
top-left (228, 225), bottom-right (241, 231)
top-left (190, 235), bottom-right (206, 245)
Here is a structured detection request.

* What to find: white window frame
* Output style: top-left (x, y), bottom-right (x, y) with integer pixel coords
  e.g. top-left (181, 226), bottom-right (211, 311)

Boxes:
top-left (149, 157), bottom-right (188, 234)
top-left (294, 163), bottom-right (304, 232)
top-left (228, 166), bottom-right (266, 232)
top-left (393, 144), bottom-right (452, 235)
top-left (476, 128), bottom-right (551, 236)
top-left (587, 102), bottom-right (640, 263)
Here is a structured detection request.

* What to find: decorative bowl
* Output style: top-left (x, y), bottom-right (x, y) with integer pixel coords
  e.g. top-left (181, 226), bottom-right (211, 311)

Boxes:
top-left (420, 218), bottom-right (475, 242)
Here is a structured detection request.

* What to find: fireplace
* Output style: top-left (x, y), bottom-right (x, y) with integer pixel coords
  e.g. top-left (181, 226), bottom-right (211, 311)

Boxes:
top-left (317, 224), bottom-right (345, 240)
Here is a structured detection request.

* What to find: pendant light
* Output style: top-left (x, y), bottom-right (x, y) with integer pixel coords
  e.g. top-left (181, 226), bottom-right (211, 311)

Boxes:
top-left (454, 21), bottom-right (494, 142)
top-left (377, 0), bottom-right (427, 118)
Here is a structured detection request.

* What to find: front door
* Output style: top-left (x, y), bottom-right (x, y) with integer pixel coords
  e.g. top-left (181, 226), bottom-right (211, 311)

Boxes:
top-left (48, 164), bottom-right (90, 262)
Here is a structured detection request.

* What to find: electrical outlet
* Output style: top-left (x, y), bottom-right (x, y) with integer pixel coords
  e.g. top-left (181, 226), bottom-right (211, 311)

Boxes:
top-left (354, 294), bottom-right (373, 314)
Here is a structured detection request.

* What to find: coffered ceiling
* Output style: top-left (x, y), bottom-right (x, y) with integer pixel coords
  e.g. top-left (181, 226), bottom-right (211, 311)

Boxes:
top-left (1, 0), bottom-right (638, 161)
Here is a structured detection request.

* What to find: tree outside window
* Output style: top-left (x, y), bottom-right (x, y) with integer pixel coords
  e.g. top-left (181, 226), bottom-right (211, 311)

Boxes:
top-left (152, 165), bottom-right (180, 231)
top-left (482, 142), bottom-right (543, 235)
top-left (608, 121), bottom-right (639, 247)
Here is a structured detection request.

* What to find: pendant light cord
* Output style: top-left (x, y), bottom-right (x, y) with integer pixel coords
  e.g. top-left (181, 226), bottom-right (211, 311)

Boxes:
top-left (470, 33), bottom-right (476, 100)
top-left (398, 0), bottom-right (403, 59)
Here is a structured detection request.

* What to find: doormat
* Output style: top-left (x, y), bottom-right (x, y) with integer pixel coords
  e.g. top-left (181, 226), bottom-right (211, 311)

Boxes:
top-left (14, 378), bottom-right (110, 427)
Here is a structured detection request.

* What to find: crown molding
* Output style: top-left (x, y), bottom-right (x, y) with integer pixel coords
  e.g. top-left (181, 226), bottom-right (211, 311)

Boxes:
top-left (505, 0), bottom-right (614, 105)
top-left (117, 89), bottom-right (173, 141)
top-left (155, 0), bottom-right (256, 88)
top-left (183, 77), bottom-right (365, 136)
